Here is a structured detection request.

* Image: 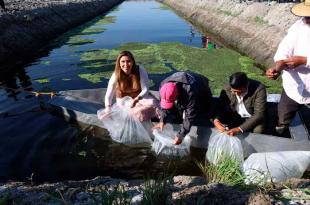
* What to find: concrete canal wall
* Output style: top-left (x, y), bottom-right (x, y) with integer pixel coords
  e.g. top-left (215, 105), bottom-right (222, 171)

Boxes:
top-left (0, 0), bottom-right (123, 67)
top-left (159, 0), bottom-right (299, 67)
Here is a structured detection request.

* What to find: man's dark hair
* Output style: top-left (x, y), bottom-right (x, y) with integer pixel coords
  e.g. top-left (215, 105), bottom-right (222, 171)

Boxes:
top-left (229, 72), bottom-right (248, 89)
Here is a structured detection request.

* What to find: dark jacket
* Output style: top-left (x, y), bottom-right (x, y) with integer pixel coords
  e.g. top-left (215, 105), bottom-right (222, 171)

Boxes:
top-left (160, 72), bottom-right (213, 138)
top-left (216, 79), bottom-right (267, 132)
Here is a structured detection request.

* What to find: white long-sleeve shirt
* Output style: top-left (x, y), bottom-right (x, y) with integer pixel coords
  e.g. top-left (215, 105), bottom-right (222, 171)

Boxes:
top-left (274, 18), bottom-right (310, 104)
top-left (104, 65), bottom-right (149, 108)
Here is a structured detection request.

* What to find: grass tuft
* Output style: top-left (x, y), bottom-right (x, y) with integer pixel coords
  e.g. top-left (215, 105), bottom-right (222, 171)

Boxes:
top-left (141, 175), bottom-right (172, 205)
top-left (197, 155), bottom-right (245, 187)
top-left (96, 185), bottom-right (132, 205)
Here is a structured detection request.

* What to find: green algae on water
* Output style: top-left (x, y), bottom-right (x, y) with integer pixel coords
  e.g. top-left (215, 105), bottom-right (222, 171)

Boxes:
top-left (34, 78), bottom-right (50, 84)
top-left (67, 36), bottom-right (95, 46)
top-left (78, 71), bottom-right (113, 83)
top-left (41, 60), bottom-right (51, 66)
top-left (80, 27), bottom-right (106, 35)
top-left (50, 15), bottom-right (116, 48)
top-left (78, 42), bottom-right (282, 94)
top-left (95, 16), bottom-right (117, 25)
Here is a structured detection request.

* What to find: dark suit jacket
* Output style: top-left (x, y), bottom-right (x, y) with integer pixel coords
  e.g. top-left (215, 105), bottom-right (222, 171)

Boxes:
top-left (160, 72), bottom-right (213, 138)
top-left (216, 79), bottom-right (267, 132)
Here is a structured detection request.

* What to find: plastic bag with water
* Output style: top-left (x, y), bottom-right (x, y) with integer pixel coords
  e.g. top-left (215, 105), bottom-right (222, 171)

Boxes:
top-left (152, 124), bottom-right (190, 158)
top-left (206, 132), bottom-right (244, 165)
top-left (243, 151), bottom-right (310, 184)
top-left (97, 96), bottom-right (153, 145)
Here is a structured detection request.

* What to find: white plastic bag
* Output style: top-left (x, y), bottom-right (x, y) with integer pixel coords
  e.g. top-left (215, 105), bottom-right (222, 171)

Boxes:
top-left (97, 96), bottom-right (153, 145)
top-left (152, 124), bottom-right (190, 158)
top-left (243, 151), bottom-right (310, 184)
top-left (206, 132), bottom-right (244, 165)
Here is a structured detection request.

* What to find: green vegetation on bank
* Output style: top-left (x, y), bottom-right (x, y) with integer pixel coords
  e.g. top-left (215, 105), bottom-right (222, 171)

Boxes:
top-left (197, 155), bottom-right (245, 187)
top-left (216, 8), bottom-right (240, 17)
top-left (141, 175), bottom-right (172, 205)
top-left (78, 42), bottom-right (282, 95)
top-left (254, 16), bottom-right (268, 24)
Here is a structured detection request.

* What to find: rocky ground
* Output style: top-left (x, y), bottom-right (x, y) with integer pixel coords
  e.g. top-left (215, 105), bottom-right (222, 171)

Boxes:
top-left (0, 0), bottom-right (102, 15)
top-left (0, 176), bottom-right (309, 205)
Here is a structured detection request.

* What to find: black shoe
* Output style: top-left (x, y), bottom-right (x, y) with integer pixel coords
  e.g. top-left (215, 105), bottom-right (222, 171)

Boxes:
top-left (275, 125), bottom-right (290, 137)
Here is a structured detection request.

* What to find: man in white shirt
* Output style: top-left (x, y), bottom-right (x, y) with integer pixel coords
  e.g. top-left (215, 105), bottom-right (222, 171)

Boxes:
top-left (266, 0), bottom-right (310, 134)
top-left (214, 72), bottom-right (267, 136)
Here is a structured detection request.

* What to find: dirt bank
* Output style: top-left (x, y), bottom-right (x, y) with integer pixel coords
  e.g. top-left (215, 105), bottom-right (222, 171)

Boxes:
top-left (0, 0), bottom-right (123, 67)
top-left (159, 0), bottom-right (299, 67)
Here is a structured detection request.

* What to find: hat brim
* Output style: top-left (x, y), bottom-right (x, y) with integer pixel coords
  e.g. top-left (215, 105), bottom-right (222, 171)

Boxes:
top-left (160, 100), bottom-right (174, 110)
top-left (291, 3), bottom-right (310, 16)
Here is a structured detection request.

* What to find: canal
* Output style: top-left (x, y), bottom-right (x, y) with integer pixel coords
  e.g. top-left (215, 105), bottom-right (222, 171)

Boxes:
top-left (0, 0), bottom-right (279, 182)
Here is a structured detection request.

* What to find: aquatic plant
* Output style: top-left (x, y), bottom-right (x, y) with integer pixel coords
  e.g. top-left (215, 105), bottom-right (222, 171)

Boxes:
top-left (50, 15), bottom-right (116, 49)
top-left (81, 27), bottom-right (107, 35)
top-left (34, 78), bottom-right (50, 84)
top-left (41, 60), bottom-right (51, 66)
top-left (67, 36), bottom-right (95, 46)
top-left (95, 16), bottom-right (117, 26)
top-left (78, 42), bottom-right (282, 94)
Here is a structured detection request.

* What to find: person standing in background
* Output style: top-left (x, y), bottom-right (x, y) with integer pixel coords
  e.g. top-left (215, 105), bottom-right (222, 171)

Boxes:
top-left (265, 0), bottom-right (310, 135)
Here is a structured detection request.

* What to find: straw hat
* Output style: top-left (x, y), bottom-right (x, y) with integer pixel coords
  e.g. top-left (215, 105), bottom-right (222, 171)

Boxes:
top-left (291, 0), bottom-right (310, 17)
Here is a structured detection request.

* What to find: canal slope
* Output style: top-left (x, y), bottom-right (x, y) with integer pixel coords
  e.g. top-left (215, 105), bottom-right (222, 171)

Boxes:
top-left (158, 0), bottom-right (299, 67)
top-left (0, 0), bottom-right (123, 67)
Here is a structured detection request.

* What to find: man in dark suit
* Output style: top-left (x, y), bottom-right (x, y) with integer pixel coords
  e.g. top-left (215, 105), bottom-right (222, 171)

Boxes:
top-left (214, 72), bottom-right (267, 136)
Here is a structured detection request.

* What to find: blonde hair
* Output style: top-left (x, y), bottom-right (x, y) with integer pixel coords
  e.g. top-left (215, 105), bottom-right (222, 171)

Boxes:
top-left (114, 51), bottom-right (140, 96)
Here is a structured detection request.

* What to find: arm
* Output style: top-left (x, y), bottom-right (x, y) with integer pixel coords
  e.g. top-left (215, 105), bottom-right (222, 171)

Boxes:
top-left (266, 26), bottom-right (296, 79)
top-left (131, 66), bottom-right (149, 107)
top-left (178, 92), bottom-right (196, 139)
top-left (137, 66), bottom-right (149, 98)
top-left (239, 86), bottom-right (267, 132)
top-left (104, 72), bottom-right (117, 108)
top-left (213, 89), bottom-right (230, 132)
top-left (152, 109), bottom-right (167, 131)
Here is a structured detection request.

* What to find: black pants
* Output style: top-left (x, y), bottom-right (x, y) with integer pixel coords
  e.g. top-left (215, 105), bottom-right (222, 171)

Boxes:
top-left (278, 91), bottom-right (302, 126)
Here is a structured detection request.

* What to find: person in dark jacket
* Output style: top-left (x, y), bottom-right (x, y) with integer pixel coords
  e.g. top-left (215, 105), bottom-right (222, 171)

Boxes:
top-left (214, 72), bottom-right (267, 136)
top-left (152, 71), bottom-right (213, 145)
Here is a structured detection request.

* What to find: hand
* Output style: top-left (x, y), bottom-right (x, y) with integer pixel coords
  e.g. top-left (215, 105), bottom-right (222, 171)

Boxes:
top-left (98, 106), bottom-right (112, 119)
top-left (213, 119), bottom-right (227, 132)
top-left (152, 122), bottom-right (165, 131)
top-left (131, 97), bottom-right (140, 108)
top-left (226, 127), bottom-right (241, 136)
top-left (284, 56), bottom-right (307, 67)
top-left (173, 135), bottom-right (182, 145)
top-left (265, 68), bottom-right (280, 80)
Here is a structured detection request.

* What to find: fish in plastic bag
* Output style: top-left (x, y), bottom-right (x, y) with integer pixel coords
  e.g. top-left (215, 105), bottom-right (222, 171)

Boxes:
top-left (243, 151), bottom-right (310, 184)
top-left (206, 132), bottom-right (244, 165)
top-left (152, 124), bottom-right (190, 158)
top-left (97, 96), bottom-right (153, 145)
